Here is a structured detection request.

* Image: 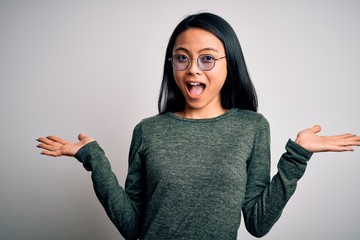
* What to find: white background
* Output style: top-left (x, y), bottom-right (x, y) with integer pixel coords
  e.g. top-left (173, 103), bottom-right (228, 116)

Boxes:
top-left (1, 0), bottom-right (359, 239)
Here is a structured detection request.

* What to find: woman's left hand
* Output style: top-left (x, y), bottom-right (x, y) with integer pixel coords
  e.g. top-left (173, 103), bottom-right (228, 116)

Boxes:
top-left (295, 125), bottom-right (360, 153)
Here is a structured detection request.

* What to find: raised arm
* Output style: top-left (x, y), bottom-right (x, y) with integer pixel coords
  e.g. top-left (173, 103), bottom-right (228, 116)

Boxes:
top-left (242, 122), bottom-right (360, 237)
top-left (36, 130), bottom-right (145, 240)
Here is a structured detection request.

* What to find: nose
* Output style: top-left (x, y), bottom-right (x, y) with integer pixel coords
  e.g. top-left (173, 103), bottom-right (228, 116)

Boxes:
top-left (186, 58), bottom-right (201, 75)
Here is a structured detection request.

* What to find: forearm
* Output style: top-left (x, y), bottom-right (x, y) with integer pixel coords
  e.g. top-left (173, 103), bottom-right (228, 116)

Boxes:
top-left (243, 139), bottom-right (312, 237)
top-left (75, 141), bottom-right (141, 240)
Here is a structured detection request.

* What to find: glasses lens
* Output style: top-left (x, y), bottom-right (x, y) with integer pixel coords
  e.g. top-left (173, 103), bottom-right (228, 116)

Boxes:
top-left (198, 54), bottom-right (215, 71)
top-left (172, 55), bottom-right (189, 71)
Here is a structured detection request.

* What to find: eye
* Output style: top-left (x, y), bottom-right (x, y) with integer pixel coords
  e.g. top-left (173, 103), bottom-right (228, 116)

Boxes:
top-left (199, 54), bottom-right (215, 63)
top-left (174, 54), bottom-right (189, 63)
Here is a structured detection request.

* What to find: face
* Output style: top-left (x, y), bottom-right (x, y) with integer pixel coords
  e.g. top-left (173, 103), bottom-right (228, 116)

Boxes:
top-left (172, 28), bottom-right (227, 117)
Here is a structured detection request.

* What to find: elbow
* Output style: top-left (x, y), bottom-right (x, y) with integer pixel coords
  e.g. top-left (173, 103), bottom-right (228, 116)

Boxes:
top-left (121, 231), bottom-right (140, 240)
top-left (248, 228), bottom-right (271, 238)
top-left (115, 217), bottom-right (141, 240)
top-left (243, 205), bottom-right (282, 238)
top-left (244, 217), bottom-right (274, 238)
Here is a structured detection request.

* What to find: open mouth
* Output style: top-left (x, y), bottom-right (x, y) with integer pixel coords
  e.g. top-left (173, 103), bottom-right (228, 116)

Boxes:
top-left (186, 82), bottom-right (206, 97)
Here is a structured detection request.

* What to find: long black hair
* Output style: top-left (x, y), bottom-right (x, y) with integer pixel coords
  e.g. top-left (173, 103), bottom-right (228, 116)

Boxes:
top-left (158, 12), bottom-right (258, 113)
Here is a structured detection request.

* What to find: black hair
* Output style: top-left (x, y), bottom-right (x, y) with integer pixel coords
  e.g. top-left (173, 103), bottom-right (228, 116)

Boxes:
top-left (158, 12), bottom-right (258, 113)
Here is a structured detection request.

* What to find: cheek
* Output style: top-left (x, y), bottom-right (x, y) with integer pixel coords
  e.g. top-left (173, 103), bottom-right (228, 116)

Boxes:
top-left (211, 68), bottom-right (227, 88)
top-left (221, 65), bottom-right (228, 80)
top-left (218, 66), bottom-right (228, 89)
top-left (173, 71), bottom-right (184, 88)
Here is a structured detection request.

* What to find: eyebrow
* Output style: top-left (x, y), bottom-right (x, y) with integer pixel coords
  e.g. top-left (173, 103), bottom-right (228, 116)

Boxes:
top-left (173, 47), bottom-right (219, 54)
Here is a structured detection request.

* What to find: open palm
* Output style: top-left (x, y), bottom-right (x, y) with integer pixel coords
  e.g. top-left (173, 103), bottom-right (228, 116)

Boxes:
top-left (37, 134), bottom-right (94, 157)
top-left (295, 125), bottom-right (360, 153)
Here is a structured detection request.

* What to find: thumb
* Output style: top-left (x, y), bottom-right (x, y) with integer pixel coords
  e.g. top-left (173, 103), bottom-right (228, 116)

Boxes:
top-left (310, 125), bottom-right (321, 134)
top-left (77, 133), bottom-right (95, 144)
top-left (78, 133), bottom-right (87, 141)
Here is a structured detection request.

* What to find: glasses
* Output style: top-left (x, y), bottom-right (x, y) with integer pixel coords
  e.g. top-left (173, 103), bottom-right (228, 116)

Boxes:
top-left (168, 54), bottom-right (226, 71)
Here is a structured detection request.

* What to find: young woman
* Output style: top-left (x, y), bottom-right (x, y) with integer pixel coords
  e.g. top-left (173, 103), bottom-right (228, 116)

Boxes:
top-left (37, 12), bottom-right (360, 240)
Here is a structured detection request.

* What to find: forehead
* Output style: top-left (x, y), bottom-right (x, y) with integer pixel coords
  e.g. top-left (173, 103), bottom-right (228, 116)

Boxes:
top-left (173, 28), bottom-right (224, 53)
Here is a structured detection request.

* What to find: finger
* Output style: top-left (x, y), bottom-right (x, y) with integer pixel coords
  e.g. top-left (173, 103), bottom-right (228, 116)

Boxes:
top-left (37, 137), bottom-right (56, 145)
top-left (37, 142), bottom-right (61, 151)
top-left (46, 135), bottom-right (68, 145)
top-left (341, 139), bottom-right (360, 147)
top-left (326, 138), bottom-right (360, 150)
top-left (329, 146), bottom-right (354, 152)
top-left (37, 136), bottom-right (64, 146)
top-left (333, 133), bottom-right (357, 139)
top-left (334, 135), bottom-right (360, 144)
top-left (348, 135), bottom-right (360, 141)
top-left (41, 149), bottom-right (63, 157)
top-left (37, 138), bottom-right (60, 149)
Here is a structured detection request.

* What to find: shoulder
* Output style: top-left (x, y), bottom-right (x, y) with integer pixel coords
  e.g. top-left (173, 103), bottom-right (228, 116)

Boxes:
top-left (230, 108), bottom-right (269, 129)
top-left (136, 113), bottom-right (171, 128)
top-left (132, 113), bottom-right (172, 135)
top-left (129, 114), bottom-right (170, 149)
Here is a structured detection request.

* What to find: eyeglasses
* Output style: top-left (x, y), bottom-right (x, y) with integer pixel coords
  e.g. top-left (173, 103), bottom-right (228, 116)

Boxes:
top-left (168, 54), bottom-right (226, 71)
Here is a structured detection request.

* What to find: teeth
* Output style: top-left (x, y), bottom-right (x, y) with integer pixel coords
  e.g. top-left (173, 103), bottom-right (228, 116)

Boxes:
top-left (189, 82), bottom-right (201, 86)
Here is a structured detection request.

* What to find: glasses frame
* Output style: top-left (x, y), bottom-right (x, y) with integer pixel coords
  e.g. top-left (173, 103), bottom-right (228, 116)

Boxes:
top-left (168, 54), bottom-right (226, 71)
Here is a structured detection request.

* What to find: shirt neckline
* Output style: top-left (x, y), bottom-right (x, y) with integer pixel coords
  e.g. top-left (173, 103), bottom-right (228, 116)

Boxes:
top-left (166, 108), bottom-right (237, 123)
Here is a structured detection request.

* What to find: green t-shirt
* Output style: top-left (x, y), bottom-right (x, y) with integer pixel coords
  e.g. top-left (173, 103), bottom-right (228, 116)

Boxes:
top-left (75, 108), bottom-right (312, 240)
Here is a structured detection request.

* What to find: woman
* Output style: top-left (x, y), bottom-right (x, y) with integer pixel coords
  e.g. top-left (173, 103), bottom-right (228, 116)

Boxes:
top-left (37, 12), bottom-right (360, 239)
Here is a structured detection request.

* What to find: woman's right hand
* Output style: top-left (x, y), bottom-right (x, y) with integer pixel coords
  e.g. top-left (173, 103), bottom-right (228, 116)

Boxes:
top-left (37, 134), bottom-right (94, 157)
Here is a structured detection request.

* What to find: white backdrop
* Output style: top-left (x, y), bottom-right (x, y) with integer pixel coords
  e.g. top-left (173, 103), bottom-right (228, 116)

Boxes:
top-left (1, 1), bottom-right (359, 239)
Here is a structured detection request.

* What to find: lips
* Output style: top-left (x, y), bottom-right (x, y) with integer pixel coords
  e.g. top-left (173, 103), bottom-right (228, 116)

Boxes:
top-left (186, 82), bottom-right (206, 97)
